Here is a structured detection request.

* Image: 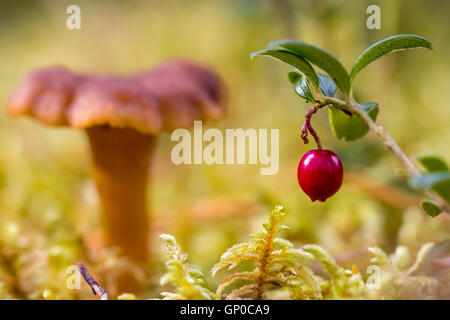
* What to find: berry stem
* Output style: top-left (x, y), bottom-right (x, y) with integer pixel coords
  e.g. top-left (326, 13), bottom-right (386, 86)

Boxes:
top-left (301, 102), bottom-right (325, 150)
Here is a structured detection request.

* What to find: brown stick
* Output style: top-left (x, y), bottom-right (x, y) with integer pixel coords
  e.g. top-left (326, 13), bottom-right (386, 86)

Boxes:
top-left (78, 263), bottom-right (108, 300)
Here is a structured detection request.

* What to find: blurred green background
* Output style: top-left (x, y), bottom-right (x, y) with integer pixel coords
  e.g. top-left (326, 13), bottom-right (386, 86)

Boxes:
top-left (0, 0), bottom-right (449, 299)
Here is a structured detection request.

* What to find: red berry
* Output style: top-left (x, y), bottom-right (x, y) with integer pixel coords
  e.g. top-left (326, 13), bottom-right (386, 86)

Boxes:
top-left (297, 149), bottom-right (343, 202)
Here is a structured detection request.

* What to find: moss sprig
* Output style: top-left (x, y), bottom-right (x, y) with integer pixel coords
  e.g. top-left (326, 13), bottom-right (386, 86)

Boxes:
top-left (302, 245), bottom-right (366, 298)
top-left (212, 205), bottom-right (321, 300)
top-left (159, 234), bottom-right (215, 300)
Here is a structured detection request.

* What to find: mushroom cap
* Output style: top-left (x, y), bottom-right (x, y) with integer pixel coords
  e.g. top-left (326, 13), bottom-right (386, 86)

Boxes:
top-left (7, 66), bottom-right (84, 126)
top-left (69, 77), bottom-right (162, 134)
top-left (135, 60), bottom-right (227, 131)
top-left (7, 61), bottom-right (227, 134)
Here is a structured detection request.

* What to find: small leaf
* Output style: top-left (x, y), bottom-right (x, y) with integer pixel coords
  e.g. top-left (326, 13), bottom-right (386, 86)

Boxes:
top-left (350, 34), bottom-right (432, 82)
top-left (294, 75), bottom-right (314, 102)
top-left (329, 102), bottom-right (379, 141)
top-left (416, 155), bottom-right (449, 172)
top-left (420, 199), bottom-right (442, 217)
top-left (410, 172), bottom-right (450, 188)
top-left (250, 49), bottom-right (320, 90)
top-left (287, 70), bottom-right (302, 84)
top-left (395, 168), bottom-right (410, 176)
top-left (317, 73), bottom-right (336, 97)
top-left (273, 238), bottom-right (295, 249)
top-left (411, 172), bottom-right (450, 202)
top-left (268, 40), bottom-right (350, 97)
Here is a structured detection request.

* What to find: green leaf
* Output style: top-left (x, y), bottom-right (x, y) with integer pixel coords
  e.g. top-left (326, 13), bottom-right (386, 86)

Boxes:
top-left (294, 75), bottom-right (314, 102)
top-left (413, 156), bottom-right (450, 203)
top-left (287, 70), bottom-right (302, 84)
top-left (411, 172), bottom-right (450, 188)
top-left (350, 34), bottom-right (432, 82)
top-left (329, 102), bottom-right (379, 141)
top-left (250, 49), bottom-right (320, 90)
top-left (268, 40), bottom-right (350, 98)
top-left (317, 73), bottom-right (336, 97)
top-left (416, 155), bottom-right (449, 172)
top-left (420, 199), bottom-right (442, 217)
top-left (411, 171), bottom-right (450, 202)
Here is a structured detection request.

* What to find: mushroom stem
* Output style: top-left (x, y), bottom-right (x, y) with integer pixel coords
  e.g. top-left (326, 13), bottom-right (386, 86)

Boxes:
top-left (86, 126), bottom-right (154, 291)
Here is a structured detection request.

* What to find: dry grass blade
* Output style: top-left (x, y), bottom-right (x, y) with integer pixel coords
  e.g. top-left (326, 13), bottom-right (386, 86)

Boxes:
top-left (78, 263), bottom-right (108, 300)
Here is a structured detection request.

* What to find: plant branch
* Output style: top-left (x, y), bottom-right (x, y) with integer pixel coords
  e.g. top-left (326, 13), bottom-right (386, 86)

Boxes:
top-left (78, 263), bottom-right (109, 300)
top-left (321, 96), bottom-right (450, 214)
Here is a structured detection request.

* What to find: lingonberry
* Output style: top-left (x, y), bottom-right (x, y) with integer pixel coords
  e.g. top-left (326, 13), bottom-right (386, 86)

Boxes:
top-left (297, 149), bottom-right (343, 202)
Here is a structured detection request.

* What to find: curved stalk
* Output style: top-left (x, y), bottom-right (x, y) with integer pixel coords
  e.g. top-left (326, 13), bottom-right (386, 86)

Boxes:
top-left (301, 104), bottom-right (323, 149)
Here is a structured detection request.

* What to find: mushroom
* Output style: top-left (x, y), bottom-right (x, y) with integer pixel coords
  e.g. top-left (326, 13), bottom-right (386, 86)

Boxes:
top-left (7, 61), bottom-right (227, 294)
top-left (134, 60), bottom-right (227, 130)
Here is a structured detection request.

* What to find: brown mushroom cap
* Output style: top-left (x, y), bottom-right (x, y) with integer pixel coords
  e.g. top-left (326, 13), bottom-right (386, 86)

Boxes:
top-left (7, 66), bottom-right (84, 126)
top-left (69, 77), bottom-right (162, 134)
top-left (8, 61), bottom-right (227, 134)
top-left (135, 60), bottom-right (227, 131)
